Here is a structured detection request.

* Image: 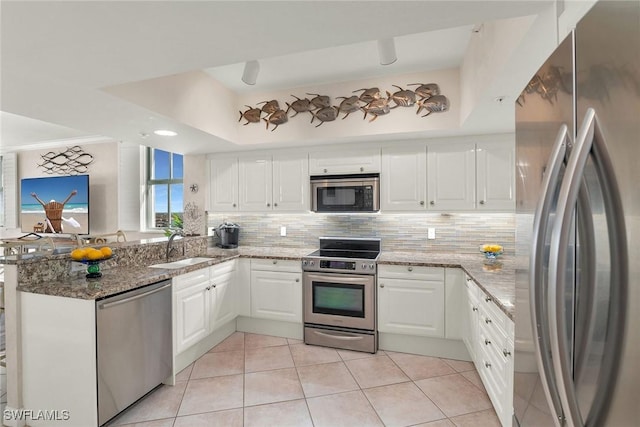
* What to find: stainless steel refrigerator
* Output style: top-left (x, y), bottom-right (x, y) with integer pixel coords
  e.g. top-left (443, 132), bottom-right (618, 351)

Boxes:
top-left (514, 1), bottom-right (639, 426)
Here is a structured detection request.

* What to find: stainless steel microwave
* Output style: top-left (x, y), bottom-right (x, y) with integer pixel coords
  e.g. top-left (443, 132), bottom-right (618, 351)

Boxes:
top-left (310, 174), bottom-right (380, 212)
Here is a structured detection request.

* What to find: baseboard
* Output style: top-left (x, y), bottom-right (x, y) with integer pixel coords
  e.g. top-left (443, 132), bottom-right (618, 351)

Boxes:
top-left (236, 316), bottom-right (303, 340)
top-left (379, 332), bottom-right (471, 361)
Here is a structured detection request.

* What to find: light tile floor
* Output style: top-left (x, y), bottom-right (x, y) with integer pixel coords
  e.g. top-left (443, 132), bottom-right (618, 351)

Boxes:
top-left (106, 332), bottom-right (500, 427)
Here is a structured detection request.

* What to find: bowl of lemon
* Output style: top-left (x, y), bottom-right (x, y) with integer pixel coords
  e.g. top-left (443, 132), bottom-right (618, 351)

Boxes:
top-left (70, 247), bottom-right (113, 278)
top-left (480, 244), bottom-right (503, 264)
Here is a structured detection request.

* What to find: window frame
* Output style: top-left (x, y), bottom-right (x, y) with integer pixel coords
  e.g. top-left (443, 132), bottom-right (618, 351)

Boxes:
top-left (145, 148), bottom-right (183, 230)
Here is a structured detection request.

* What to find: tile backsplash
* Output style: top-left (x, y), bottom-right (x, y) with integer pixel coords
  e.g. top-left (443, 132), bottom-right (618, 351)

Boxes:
top-left (208, 212), bottom-right (514, 254)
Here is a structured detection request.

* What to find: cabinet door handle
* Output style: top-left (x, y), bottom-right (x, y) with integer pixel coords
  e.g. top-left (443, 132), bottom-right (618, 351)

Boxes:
top-left (206, 286), bottom-right (211, 291)
top-left (323, 168), bottom-right (328, 173)
top-left (503, 349), bottom-right (512, 357)
top-left (420, 201), bottom-right (425, 206)
top-left (274, 203), bottom-right (278, 207)
top-left (232, 203), bottom-right (237, 208)
top-left (212, 283), bottom-right (217, 288)
top-left (472, 306), bottom-right (478, 312)
top-left (295, 278), bottom-right (300, 282)
top-left (485, 318), bottom-right (492, 324)
top-left (485, 362), bottom-right (491, 368)
top-left (360, 167), bottom-right (364, 172)
top-left (485, 296), bottom-right (492, 302)
top-left (479, 200), bottom-right (486, 205)
top-left (380, 284), bottom-right (385, 288)
top-left (485, 339), bottom-right (491, 346)
top-left (273, 260), bottom-right (277, 264)
top-left (407, 266), bottom-right (413, 272)
top-left (429, 201), bottom-right (435, 205)
top-left (267, 203), bottom-right (271, 207)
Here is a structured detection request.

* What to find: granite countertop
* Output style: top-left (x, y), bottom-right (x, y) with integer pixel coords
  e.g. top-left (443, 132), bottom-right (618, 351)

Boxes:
top-left (378, 251), bottom-right (515, 319)
top-left (16, 245), bottom-right (514, 320)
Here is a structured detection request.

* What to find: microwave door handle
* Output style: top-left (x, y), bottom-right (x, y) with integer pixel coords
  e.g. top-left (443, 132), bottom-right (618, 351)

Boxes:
top-left (530, 123), bottom-right (569, 426)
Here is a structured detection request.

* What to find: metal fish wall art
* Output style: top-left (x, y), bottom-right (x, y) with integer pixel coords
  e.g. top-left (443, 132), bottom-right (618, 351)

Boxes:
top-left (353, 87), bottom-right (381, 104)
top-left (409, 83), bottom-right (440, 99)
top-left (239, 105), bottom-right (262, 125)
top-left (285, 95), bottom-right (313, 117)
top-left (336, 96), bottom-right (361, 119)
top-left (306, 93), bottom-right (331, 110)
top-left (311, 106), bottom-right (339, 127)
top-left (416, 95), bottom-right (450, 117)
top-left (361, 96), bottom-right (391, 122)
top-left (239, 81), bottom-right (450, 130)
top-left (263, 109), bottom-right (288, 131)
top-left (258, 99), bottom-right (280, 114)
top-left (389, 85), bottom-right (417, 108)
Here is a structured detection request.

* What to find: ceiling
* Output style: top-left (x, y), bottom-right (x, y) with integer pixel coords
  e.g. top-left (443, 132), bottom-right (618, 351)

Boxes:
top-left (0, 1), bottom-right (554, 154)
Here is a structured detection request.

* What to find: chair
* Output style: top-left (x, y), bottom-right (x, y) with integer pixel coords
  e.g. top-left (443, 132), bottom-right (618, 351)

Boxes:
top-left (75, 230), bottom-right (127, 246)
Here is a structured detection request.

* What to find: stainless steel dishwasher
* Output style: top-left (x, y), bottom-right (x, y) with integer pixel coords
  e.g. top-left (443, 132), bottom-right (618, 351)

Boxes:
top-left (96, 279), bottom-right (172, 426)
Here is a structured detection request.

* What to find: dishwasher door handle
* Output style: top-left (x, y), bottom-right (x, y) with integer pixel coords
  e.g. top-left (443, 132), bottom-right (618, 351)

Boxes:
top-left (98, 282), bottom-right (171, 310)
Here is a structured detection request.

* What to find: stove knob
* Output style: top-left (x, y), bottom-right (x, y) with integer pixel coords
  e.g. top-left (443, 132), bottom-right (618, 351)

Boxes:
top-left (310, 260), bottom-right (315, 266)
top-left (361, 263), bottom-right (367, 269)
top-left (302, 260), bottom-right (308, 266)
top-left (369, 264), bottom-right (375, 270)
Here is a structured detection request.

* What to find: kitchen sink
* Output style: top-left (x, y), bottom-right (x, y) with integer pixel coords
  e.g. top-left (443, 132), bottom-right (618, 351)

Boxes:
top-left (148, 257), bottom-right (212, 269)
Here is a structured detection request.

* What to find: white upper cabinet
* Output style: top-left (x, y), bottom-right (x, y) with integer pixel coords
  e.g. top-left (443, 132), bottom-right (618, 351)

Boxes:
top-left (427, 142), bottom-right (476, 211)
top-left (272, 153), bottom-right (309, 211)
top-left (476, 140), bottom-right (515, 211)
top-left (381, 146), bottom-right (427, 211)
top-left (309, 147), bottom-right (381, 175)
top-left (208, 157), bottom-right (239, 212)
top-left (239, 156), bottom-right (273, 211)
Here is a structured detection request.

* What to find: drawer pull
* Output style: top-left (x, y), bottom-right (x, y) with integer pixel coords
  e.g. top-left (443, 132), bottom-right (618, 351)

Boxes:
top-left (485, 318), bottom-right (492, 324)
top-left (485, 361), bottom-right (491, 368)
top-left (211, 283), bottom-right (217, 288)
top-left (407, 266), bottom-right (413, 272)
top-left (503, 349), bottom-right (512, 357)
top-left (206, 286), bottom-right (211, 291)
top-left (485, 296), bottom-right (492, 302)
top-left (273, 260), bottom-right (277, 264)
top-left (295, 278), bottom-right (300, 283)
top-left (380, 284), bottom-right (385, 288)
top-left (484, 339), bottom-right (491, 346)
top-left (472, 306), bottom-right (478, 312)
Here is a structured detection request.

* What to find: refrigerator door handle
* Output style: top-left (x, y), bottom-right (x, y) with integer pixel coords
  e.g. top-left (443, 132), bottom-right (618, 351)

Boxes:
top-left (548, 108), bottom-right (628, 427)
top-left (530, 123), bottom-right (569, 426)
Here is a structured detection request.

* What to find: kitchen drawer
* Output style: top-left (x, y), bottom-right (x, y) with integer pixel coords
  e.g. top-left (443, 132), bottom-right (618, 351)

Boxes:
top-left (465, 275), bottom-right (480, 301)
top-left (173, 268), bottom-right (210, 291)
top-left (479, 290), bottom-right (513, 337)
top-left (378, 264), bottom-right (444, 281)
top-left (210, 259), bottom-right (236, 279)
top-left (251, 258), bottom-right (301, 273)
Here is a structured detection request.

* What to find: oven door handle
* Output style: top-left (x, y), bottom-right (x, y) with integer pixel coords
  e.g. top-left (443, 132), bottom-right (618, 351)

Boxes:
top-left (305, 272), bottom-right (374, 285)
top-left (311, 330), bottom-right (365, 341)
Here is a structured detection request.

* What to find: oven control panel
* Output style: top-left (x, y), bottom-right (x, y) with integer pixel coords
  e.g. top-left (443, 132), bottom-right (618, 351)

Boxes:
top-left (302, 258), bottom-right (376, 275)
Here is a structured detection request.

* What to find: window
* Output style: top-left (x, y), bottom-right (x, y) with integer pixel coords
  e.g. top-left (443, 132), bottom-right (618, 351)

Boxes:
top-left (146, 148), bottom-right (183, 229)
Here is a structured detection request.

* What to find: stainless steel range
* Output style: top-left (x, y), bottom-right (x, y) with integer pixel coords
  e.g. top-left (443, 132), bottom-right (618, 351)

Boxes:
top-left (302, 237), bottom-right (380, 353)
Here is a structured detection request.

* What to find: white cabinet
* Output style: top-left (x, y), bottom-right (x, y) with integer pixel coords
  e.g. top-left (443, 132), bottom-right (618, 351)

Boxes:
top-left (378, 265), bottom-right (445, 337)
top-left (309, 147), bottom-right (381, 175)
top-left (209, 157), bottom-right (239, 212)
top-left (381, 146), bottom-right (427, 211)
top-left (238, 153), bottom-right (308, 212)
top-left (463, 274), bottom-right (480, 361)
top-left (427, 142), bottom-right (476, 211)
top-left (174, 261), bottom-right (237, 354)
top-left (272, 153), bottom-right (309, 211)
top-left (464, 276), bottom-right (514, 427)
top-left (250, 259), bottom-right (302, 323)
top-left (476, 140), bottom-right (515, 211)
top-left (239, 156), bottom-right (273, 211)
top-left (174, 269), bottom-right (211, 354)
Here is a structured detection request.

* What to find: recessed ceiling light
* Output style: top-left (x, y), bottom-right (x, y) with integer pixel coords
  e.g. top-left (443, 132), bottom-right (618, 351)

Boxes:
top-left (153, 129), bottom-right (177, 136)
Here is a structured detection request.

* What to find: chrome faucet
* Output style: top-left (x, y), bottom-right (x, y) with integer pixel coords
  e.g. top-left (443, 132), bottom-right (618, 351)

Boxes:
top-left (166, 229), bottom-right (185, 261)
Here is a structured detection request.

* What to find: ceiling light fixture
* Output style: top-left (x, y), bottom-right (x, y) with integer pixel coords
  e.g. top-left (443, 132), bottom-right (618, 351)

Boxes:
top-left (153, 129), bottom-right (177, 136)
top-left (377, 38), bottom-right (397, 66)
top-left (242, 60), bottom-right (260, 85)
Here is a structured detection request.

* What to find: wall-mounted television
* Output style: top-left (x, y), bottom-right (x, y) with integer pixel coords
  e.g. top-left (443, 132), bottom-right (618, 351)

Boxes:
top-left (20, 175), bottom-right (90, 235)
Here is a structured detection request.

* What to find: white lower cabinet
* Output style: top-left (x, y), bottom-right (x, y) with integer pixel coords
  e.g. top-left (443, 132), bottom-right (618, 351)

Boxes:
top-left (464, 275), bottom-right (514, 427)
top-left (174, 261), bottom-right (236, 355)
top-left (378, 265), bottom-right (445, 337)
top-left (250, 259), bottom-right (302, 323)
